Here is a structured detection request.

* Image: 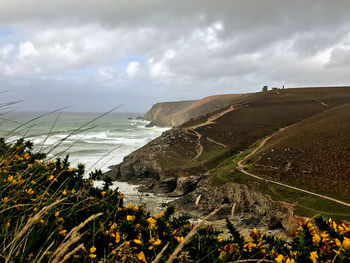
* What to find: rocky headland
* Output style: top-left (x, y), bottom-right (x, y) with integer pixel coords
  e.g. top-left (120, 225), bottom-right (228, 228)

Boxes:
top-left (107, 86), bottom-right (350, 234)
top-left (143, 94), bottom-right (243, 127)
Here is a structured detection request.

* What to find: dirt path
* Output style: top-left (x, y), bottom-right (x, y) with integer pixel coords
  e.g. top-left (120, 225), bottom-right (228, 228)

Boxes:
top-left (192, 130), bottom-right (204, 160)
top-left (186, 101), bottom-right (253, 160)
top-left (187, 105), bottom-right (236, 160)
top-left (206, 137), bottom-right (228, 148)
top-left (189, 105), bottom-right (235, 130)
top-left (237, 128), bottom-right (350, 208)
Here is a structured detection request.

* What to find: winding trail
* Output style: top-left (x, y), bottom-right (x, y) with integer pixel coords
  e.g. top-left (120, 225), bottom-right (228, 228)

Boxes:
top-left (237, 127), bottom-right (350, 208)
top-left (187, 105), bottom-right (236, 160)
top-left (191, 129), bottom-right (204, 160)
top-left (189, 105), bottom-right (236, 130)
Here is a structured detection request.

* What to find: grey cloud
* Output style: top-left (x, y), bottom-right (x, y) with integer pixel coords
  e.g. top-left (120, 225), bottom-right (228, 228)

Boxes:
top-left (1, 0), bottom-right (350, 112)
top-left (327, 47), bottom-right (350, 68)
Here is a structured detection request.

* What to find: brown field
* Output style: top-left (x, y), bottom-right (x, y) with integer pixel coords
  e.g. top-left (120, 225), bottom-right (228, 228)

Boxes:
top-left (247, 103), bottom-right (350, 200)
top-left (156, 87), bottom-right (350, 177)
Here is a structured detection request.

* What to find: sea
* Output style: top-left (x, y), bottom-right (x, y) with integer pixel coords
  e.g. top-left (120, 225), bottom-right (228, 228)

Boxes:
top-left (0, 111), bottom-right (175, 212)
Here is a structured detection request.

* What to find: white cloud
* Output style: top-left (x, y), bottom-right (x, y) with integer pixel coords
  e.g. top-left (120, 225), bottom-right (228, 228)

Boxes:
top-left (126, 62), bottom-right (141, 78)
top-left (0, 44), bottom-right (15, 59)
top-left (18, 41), bottom-right (36, 60)
top-left (96, 67), bottom-right (117, 82)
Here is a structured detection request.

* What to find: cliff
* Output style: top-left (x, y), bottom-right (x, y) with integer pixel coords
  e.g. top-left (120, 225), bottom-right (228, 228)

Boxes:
top-left (144, 94), bottom-right (243, 127)
top-left (143, 100), bottom-right (195, 127)
top-left (108, 86), bottom-right (350, 227)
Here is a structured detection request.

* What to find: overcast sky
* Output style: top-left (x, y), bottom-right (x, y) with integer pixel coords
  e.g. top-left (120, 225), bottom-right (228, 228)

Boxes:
top-left (1, 0), bottom-right (350, 112)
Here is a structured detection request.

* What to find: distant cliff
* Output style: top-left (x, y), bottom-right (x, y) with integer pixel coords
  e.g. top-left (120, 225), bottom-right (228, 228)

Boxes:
top-left (144, 94), bottom-right (243, 127)
top-left (143, 100), bottom-right (195, 127)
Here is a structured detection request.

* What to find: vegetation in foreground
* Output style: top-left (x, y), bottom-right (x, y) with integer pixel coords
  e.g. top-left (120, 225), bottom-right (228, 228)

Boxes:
top-left (1, 138), bottom-right (350, 262)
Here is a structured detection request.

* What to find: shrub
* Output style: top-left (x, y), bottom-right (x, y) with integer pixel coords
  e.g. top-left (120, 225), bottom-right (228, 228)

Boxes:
top-left (1, 138), bottom-right (350, 262)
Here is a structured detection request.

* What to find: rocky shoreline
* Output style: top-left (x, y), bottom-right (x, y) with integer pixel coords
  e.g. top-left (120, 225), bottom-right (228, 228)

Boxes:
top-left (106, 157), bottom-right (298, 234)
top-left (104, 127), bottom-right (300, 234)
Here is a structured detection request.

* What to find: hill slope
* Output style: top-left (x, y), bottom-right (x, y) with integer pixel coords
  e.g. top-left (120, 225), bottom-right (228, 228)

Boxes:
top-left (246, 103), bottom-right (350, 200)
top-left (108, 86), bottom-right (350, 221)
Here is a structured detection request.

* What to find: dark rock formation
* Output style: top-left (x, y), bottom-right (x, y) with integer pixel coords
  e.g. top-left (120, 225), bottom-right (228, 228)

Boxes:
top-left (172, 179), bottom-right (298, 233)
top-left (106, 128), bottom-right (200, 194)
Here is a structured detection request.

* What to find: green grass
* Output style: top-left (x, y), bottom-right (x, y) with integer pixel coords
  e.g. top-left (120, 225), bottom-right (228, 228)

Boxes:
top-left (261, 183), bottom-right (350, 221)
top-left (206, 141), bottom-right (350, 222)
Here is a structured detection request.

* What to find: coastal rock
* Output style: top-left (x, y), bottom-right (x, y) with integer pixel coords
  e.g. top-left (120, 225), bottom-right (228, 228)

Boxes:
top-left (170, 175), bottom-right (204, 196)
top-left (172, 179), bottom-right (297, 233)
top-left (106, 128), bottom-right (199, 193)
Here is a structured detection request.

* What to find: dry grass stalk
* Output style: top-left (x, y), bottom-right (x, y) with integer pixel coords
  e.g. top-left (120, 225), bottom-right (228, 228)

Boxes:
top-left (331, 243), bottom-right (343, 263)
top-left (51, 212), bottom-right (103, 263)
top-left (109, 241), bottom-right (127, 256)
top-left (151, 243), bottom-right (169, 263)
top-left (4, 198), bottom-right (65, 263)
top-left (60, 243), bottom-right (83, 263)
top-left (37, 241), bottom-right (54, 263)
top-left (166, 204), bottom-right (227, 263)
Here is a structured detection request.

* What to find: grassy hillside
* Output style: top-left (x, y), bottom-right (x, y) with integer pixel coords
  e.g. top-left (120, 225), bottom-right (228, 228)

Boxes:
top-left (114, 87), bottom-right (350, 220)
top-left (246, 103), bottom-right (350, 200)
top-left (172, 87), bottom-right (350, 171)
top-left (184, 87), bottom-right (350, 149)
top-left (144, 87), bottom-right (350, 172)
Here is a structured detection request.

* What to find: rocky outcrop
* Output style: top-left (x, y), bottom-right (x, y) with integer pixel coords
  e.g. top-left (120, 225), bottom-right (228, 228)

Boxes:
top-left (172, 179), bottom-right (298, 233)
top-left (106, 128), bottom-right (202, 194)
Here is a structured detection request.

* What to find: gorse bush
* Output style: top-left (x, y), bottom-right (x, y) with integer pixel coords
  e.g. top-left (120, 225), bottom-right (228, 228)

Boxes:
top-left (1, 138), bottom-right (350, 262)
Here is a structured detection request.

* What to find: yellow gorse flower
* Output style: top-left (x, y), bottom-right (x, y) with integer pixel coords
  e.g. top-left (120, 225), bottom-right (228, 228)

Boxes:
top-left (147, 217), bottom-right (156, 229)
top-left (137, 251), bottom-right (147, 263)
top-left (59, 230), bottom-right (67, 236)
top-left (133, 239), bottom-right (142, 245)
top-left (115, 231), bottom-right (120, 243)
top-left (90, 246), bottom-right (96, 253)
top-left (312, 233), bottom-right (321, 244)
top-left (153, 239), bottom-right (161, 246)
top-left (176, 236), bottom-right (184, 243)
top-left (275, 254), bottom-right (284, 263)
top-left (343, 237), bottom-right (350, 250)
top-left (310, 251), bottom-right (318, 263)
top-left (126, 215), bottom-right (135, 221)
